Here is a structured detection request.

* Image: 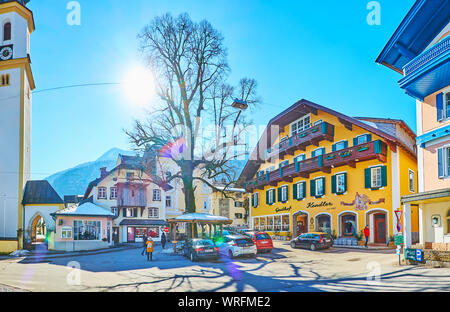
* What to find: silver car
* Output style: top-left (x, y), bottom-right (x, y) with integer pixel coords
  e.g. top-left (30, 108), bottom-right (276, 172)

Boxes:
top-left (216, 235), bottom-right (257, 258)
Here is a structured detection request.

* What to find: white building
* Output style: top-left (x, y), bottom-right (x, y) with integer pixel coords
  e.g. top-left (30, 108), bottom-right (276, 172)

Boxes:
top-left (0, 0), bottom-right (35, 253)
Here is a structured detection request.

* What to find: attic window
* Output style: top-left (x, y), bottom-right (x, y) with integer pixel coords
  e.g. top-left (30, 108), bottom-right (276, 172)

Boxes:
top-left (0, 74), bottom-right (10, 87)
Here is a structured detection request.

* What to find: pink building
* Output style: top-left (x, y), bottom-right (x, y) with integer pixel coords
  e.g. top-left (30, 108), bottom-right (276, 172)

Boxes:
top-left (377, 0), bottom-right (450, 250)
top-left (52, 201), bottom-right (114, 251)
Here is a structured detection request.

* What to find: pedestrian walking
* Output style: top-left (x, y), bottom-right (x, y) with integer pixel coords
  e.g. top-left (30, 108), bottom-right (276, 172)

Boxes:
top-left (161, 232), bottom-right (166, 249)
top-left (364, 225), bottom-right (370, 248)
top-left (146, 237), bottom-right (154, 261)
top-left (141, 234), bottom-right (148, 256)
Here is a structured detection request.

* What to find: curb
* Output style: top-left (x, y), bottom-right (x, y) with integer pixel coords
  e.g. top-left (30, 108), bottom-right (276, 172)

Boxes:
top-left (0, 246), bottom-right (140, 262)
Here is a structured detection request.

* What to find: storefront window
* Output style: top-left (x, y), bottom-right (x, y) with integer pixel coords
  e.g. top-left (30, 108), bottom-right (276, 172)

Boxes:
top-left (148, 226), bottom-right (160, 238)
top-left (274, 216), bottom-right (281, 231)
top-left (260, 217), bottom-right (266, 231)
top-left (267, 216), bottom-right (274, 231)
top-left (74, 220), bottom-right (101, 240)
top-left (135, 228), bottom-right (147, 239)
top-left (253, 218), bottom-right (260, 231)
top-left (282, 215), bottom-right (290, 231)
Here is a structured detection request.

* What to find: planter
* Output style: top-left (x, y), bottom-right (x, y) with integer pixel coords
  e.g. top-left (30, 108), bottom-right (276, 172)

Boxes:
top-left (325, 155), bottom-right (335, 160)
top-left (311, 128), bottom-right (318, 133)
top-left (357, 146), bottom-right (369, 152)
top-left (388, 241), bottom-right (395, 247)
top-left (357, 241), bottom-right (365, 246)
top-left (340, 151), bottom-right (352, 158)
top-left (299, 133), bottom-right (308, 138)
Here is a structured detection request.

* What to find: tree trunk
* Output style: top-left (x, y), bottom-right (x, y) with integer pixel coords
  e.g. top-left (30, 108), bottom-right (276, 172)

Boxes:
top-left (182, 161), bottom-right (197, 238)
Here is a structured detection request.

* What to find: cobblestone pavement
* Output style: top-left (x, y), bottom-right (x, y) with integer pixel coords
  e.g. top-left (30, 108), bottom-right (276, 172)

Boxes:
top-left (0, 241), bottom-right (449, 292)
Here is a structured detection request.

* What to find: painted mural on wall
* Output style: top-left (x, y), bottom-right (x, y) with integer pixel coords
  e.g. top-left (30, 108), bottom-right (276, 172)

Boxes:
top-left (340, 192), bottom-right (385, 211)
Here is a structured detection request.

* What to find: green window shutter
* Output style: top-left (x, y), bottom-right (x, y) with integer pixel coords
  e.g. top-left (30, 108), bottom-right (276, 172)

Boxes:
top-left (366, 134), bottom-right (372, 142)
top-left (364, 168), bottom-right (371, 189)
top-left (266, 190), bottom-right (269, 205)
top-left (343, 140), bottom-right (348, 149)
top-left (321, 177), bottom-right (326, 195)
top-left (285, 186), bottom-right (289, 202)
top-left (293, 183), bottom-right (297, 200)
top-left (277, 187), bottom-right (281, 202)
top-left (353, 137), bottom-right (358, 146)
top-left (331, 175), bottom-right (336, 194)
top-left (310, 180), bottom-right (316, 197)
top-left (251, 194), bottom-right (255, 207)
top-left (302, 182), bottom-right (306, 199)
top-left (343, 173), bottom-right (348, 192)
top-left (373, 140), bottom-right (382, 154)
top-left (381, 166), bottom-right (387, 187)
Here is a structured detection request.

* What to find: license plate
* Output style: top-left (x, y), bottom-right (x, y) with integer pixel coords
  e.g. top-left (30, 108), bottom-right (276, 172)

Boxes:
top-left (260, 241), bottom-right (267, 244)
top-left (204, 249), bottom-right (213, 252)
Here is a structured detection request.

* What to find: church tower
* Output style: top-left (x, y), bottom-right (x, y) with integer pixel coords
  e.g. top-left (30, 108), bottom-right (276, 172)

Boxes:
top-left (0, 0), bottom-right (35, 252)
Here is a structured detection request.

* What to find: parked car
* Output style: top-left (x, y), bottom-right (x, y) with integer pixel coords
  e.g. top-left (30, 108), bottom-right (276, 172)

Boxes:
top-left (290, 232), bottom-right (333, 251)
top-left (244, 231), bottom-right (273, 253)
top-left (183, 238), bottom-right (219, 262)
top-left (237, 228), bottom-right (253, 235)
top-left (216, 234), bottom-right (257, 258)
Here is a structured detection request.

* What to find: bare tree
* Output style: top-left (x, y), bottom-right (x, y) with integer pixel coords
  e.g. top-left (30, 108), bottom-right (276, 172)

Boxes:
top-left (126, 13), bottom-right (259, 216)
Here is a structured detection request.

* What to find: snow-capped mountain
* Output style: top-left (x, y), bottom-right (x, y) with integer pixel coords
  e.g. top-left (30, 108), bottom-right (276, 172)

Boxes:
top-left (45, 148), bottom-right (136, 197)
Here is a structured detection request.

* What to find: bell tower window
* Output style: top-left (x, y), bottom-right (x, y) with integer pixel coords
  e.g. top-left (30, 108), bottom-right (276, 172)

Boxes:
top-left (3, 22), bottom-right (11, 41)
top-left (0, 74), bottom-right (10, 86)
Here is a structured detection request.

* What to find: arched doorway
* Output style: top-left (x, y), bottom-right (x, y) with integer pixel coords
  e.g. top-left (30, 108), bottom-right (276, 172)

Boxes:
top-left (315, 213), bottom-right (332, 235)
top-left (338, 211), bottom-right (358, 237)
top-left (292, 211), bottom-right (309, 238)
top-left (30, 215), bottom-right (47, 244)
top-left (365, 209), bottom-right (388, 244)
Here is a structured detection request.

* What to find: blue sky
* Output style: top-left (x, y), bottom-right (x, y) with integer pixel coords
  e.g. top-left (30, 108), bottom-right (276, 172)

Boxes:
top-left (28, 0), bottom-right (416, 179)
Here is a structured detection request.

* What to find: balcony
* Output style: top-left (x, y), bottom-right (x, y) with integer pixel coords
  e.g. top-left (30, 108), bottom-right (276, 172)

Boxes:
top-left (116, 182), bottom-right (147, 207)
top-left (266, 121), bottom-right (334, 161)
top-left (399, 36), bottom-right (450, 100)
top-left (245, 140), bottom-right (387, 191)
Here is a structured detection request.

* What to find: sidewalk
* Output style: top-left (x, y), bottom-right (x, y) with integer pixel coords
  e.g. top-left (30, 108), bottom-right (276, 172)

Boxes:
top-left (0, 244), bottom-right (140, 261)
top-left (333, 245), bottom-right (395, 250)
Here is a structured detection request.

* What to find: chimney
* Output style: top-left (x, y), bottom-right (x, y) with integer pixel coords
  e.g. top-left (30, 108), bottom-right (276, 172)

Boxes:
top-left (100, 167), bottom-right (108, 179)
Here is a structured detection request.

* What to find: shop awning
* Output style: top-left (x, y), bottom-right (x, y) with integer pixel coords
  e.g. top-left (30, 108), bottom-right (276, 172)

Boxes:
top-left (401, 188), bottom-right (450, 205)
top-left (119, 219), bottom-right (168, 226)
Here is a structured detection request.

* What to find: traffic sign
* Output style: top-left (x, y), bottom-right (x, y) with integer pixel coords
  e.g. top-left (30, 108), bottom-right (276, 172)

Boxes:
top-left (164, 227), bottom-right (169, 233)
top-left (394, 235), bottom-right (404, 246)
top-left (416, 249), bottom-right (423, 262)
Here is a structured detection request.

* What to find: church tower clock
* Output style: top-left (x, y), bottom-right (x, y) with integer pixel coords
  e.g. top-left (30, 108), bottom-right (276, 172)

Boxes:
top-left (0, 0), bottom-right (35, 252)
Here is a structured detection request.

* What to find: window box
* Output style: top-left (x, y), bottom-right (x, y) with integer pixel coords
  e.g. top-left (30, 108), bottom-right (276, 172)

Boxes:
top-left (311, 128), bottom-right (318, 133)
top-left (299, 132), bottom-right (308, 138)
top-left (357, 145), bottom-right (369, 152)
top-left (339, 151), bottom-right (352, 158)
top-left (325, 154), bottom-right (335, 160)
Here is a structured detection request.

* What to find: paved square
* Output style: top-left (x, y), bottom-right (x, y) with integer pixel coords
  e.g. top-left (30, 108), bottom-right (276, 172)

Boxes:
top-left (0, 242), bottom-right (449, 292)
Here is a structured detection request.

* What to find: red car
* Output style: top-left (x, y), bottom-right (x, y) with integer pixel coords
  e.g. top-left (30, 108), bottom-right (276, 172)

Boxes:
top-left (244, 231), bottom-right (273, 253)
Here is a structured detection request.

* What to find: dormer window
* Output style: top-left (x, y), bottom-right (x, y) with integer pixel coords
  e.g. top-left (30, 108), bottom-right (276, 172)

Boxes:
top-left (4, 22), bottom-right (11, 41)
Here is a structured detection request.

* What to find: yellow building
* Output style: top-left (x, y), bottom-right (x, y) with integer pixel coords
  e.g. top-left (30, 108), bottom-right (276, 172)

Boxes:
top-left (238, 99), bottom-right (418, 245)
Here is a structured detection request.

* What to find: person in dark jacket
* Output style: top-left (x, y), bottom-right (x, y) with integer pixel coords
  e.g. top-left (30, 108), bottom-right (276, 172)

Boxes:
top-left (141, 234), bottom-right (148, 256)
top-left (161, 232), bottom-right (167, 249)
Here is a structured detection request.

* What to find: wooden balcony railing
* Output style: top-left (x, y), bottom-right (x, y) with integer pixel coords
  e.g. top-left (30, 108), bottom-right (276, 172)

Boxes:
top-left (266, 121), bottom-right (334, 161)
top-left (245, 140), bottom-right (387, 191)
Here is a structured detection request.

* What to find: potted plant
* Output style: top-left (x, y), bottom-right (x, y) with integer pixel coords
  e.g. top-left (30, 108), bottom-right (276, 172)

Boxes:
top-left (102, 237), bottom-right (108, 242)
top-left (387, 236), bottom-right (395, 247)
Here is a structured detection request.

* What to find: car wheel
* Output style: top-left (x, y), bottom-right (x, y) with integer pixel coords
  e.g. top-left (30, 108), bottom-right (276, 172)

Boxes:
top-left (190, 252), bottom-right (196, 262)
top-left (228, 250), bottom-right (233, 259)
top-left (290, 241), bottom-right (296, 249)
top-left (310, 244), bottom-right (316, 251)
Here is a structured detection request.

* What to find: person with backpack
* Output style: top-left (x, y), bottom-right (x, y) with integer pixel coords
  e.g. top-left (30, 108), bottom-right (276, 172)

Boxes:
top-left (141, 234), bottom-right (148, 256)
top-left (146, 237), bottom-right (154, 261)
